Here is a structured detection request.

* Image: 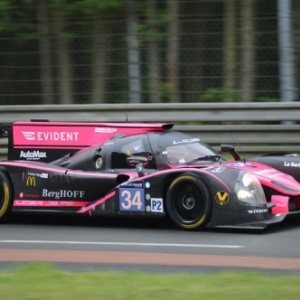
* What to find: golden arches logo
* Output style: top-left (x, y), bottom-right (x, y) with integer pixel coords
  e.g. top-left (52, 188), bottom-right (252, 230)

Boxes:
top-left (26, 176), bottom-right (36, 186)
top-left (215, 191), bottom-right (229, 205)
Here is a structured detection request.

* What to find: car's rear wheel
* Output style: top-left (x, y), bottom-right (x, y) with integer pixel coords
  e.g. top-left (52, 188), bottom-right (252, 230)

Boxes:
top-left (0, 171), bottom-right (13, 222)
top-left (166, 173), bottom-right (211, 230)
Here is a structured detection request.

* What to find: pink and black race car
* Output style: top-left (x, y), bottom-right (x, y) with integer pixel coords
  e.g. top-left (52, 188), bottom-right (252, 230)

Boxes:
top-left (0, 120), bottom-right (299, 230)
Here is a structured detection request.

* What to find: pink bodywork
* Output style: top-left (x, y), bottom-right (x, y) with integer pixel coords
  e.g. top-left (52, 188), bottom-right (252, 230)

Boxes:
top-left (12, 121), bottom-right (170, 149)
top-left (7, 121), bottom-right (300, 215)
top-left (6, 121), bottom-right (171, 212)
top-left (225, 161), bottom-right (300, 214)
top-left (271, 195), bottom-right (289, 214)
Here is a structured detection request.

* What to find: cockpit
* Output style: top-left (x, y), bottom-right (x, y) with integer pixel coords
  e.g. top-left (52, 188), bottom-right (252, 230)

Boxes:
top-left (158, 132), bottom-right (225, 165)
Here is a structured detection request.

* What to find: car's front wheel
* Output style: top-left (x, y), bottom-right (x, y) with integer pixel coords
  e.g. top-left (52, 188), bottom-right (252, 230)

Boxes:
top-left (166, 173), bottom-right (212, 230)
top-left (0, 170), bottom-right (13, 223)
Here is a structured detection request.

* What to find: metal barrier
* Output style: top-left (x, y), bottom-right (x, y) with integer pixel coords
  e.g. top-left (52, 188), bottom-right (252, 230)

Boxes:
top-left (1, 102), bottom-right (300, 157)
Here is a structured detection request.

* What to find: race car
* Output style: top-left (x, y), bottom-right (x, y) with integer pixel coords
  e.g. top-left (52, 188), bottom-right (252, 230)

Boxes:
top-left (0, 120), bottom-right (299, 230)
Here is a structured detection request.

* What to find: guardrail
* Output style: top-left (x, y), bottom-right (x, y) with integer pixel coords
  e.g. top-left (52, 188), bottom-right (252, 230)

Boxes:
top-left (1, 102), bottom-right (300, 157)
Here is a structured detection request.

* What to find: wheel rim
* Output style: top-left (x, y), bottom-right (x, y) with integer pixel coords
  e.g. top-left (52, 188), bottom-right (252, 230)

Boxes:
top-left (182, 196), bottom-right (195, 210)
top-left (171, 181), bottom-right (205, 224)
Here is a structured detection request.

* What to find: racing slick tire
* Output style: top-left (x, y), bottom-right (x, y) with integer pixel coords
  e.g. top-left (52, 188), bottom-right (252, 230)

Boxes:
top-left (166, 173), bottom-right (212, 230)
top-left (0, 170), bottom-right (13, 223)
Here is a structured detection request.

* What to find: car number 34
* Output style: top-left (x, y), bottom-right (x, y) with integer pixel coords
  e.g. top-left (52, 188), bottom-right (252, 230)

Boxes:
top-left (119, 188), bottom-right (145, 211)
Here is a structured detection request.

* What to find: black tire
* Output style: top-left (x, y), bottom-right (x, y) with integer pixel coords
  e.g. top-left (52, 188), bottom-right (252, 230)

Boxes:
top-left (166, 173), bottom-right (212, 230)
top-left (0, 171), bottom-right (13, 222)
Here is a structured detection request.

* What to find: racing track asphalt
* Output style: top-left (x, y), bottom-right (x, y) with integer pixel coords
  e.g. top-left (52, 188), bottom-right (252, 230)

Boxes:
top-left (0, 214), bottom-right (300, 273)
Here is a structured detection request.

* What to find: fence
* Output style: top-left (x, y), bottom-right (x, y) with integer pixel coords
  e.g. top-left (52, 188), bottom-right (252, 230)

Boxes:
top-left (1, 102), bottom-right (300, 157)
top-left (0, 0), bottom-right (299, 105)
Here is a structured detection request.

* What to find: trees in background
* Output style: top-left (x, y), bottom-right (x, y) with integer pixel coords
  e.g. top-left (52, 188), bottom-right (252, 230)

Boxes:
top-left (222, 0), bottom-right (256, 103)
top-left (52, 2), bottom-right (73, 104)
top-left (240, 0), bottom-right (255, 103)
top-left (38, 0), bottom-right (53, 104)
top-left (166, 0), bottom-right (179, 103)
top-left (223, 0), bottom-right (237, 101)
top-left (126, 0), bottom-right (141, 103)
top-left (38, 0), bottom-right (122, 104)
top-left (293, 0), bottom-right (300, 96)
top-left (146, 0), bottom-right (160, 103)
top-left (0, 0), bottom-right (298, 105)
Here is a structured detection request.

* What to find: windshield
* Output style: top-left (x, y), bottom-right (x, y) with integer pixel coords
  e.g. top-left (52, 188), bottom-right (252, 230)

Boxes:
top-left (159, 132), bottom-right (224, 165)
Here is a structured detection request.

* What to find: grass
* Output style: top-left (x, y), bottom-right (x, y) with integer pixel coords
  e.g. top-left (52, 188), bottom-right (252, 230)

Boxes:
top-left (0, 263), bottom-right (299, 299)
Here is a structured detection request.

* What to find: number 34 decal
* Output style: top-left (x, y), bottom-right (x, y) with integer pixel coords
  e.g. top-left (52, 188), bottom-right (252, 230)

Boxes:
top-left (119, 188), bottom-right (145, 211)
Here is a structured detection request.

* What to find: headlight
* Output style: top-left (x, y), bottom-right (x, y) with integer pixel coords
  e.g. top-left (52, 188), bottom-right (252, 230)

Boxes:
top-left (234, 172), bottom-right (266, 205)
top-left (241, 172), bottom-right (254, 187)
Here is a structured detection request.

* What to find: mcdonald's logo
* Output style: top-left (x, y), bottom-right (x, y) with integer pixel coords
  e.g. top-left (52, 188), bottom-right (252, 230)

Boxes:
top-left (26, 176), bottom-right (36, 187)
top-left (215, 191), bottom-right (229, 205)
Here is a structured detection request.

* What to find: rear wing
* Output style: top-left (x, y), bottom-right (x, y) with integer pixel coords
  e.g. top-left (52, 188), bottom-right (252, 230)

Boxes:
top-left (2, 121), bottom-right (173, 162)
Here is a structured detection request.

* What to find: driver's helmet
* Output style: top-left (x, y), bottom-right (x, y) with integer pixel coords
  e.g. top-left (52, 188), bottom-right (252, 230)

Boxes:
top-left (122, 139), bottom-right (145, 156)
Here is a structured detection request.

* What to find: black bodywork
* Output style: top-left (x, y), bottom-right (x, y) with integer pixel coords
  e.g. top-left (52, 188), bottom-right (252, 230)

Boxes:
top-left (0, 122), bottom-right (294, 230)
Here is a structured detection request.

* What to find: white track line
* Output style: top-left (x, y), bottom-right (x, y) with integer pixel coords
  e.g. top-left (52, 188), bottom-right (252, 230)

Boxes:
top-left (0, 240), bottom-right (244, 249)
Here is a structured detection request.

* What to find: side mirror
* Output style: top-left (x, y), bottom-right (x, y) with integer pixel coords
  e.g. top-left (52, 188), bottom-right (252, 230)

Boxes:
top-left (0, 124), bottom-right (11, 138)
top-left (220, 144), bottom-right (241, 161)
top-left (126, 156), bottom-right (148, 177)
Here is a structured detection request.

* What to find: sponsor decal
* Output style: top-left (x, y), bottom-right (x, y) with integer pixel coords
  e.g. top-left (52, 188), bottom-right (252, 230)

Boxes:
top-left (254, 169), bottom-right (281, 179)
top-left (211, 167), bottom-right (225, 173)
top-left (151, 198), bottom-right (163, 213)
top-left (103, 141), bottom-right (114, 146)
top-left (172, 138), bottom-right (200, 145)
top-left (204, 166), bottom-right (224, 172)
top-left (14, 200), bottom-right (88, 207)
top-left (27, 172), bottom-right (48, 179)
top-left (26, 176), bottom-right (36, 186)
top-left (94, 127), bottom-right (118, 133)
top-left (255, 169), bottom-right (276, 175)
top-left (228, 162), bottom-right (253, 167)
top-left (22, 132), bottom-right (35, 140)
top-left (120, 181), bottom-right (144, 189)
top-left (20, 150), bottom-right (47, 160)
top-left (215, 191), bottom-right (229, 205)
top-left (22, 131), bottom-right (79, 142)
top-left (42, 189), bottom-right (85, 199)
top-left (284, 161), bottom-right (300, 168)
top-left (19, 192), bottom-right (39, 199)
top-left (119, 188), bottom-right (145, 212)
top-left (247, 209), bottom-right (268, 214)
